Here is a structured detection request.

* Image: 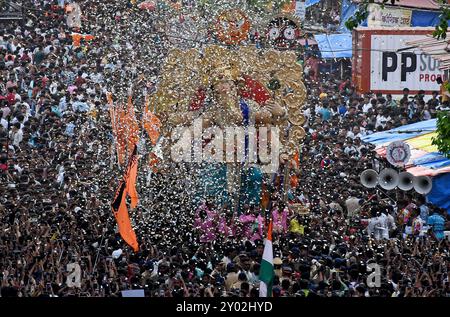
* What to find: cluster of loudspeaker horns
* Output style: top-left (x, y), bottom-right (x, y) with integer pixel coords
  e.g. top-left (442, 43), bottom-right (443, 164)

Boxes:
top-left (360, 169), bottom-right (433, 194)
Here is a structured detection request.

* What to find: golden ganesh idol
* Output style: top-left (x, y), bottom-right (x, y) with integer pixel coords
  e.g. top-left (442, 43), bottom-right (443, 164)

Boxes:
top-left (151, 45), bottom-right (307, 209)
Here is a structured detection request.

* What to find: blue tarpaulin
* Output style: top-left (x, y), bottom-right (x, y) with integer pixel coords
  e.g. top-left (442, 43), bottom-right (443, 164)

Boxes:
top-left (338, 0), bottom-right (360, 33)
top-left (413, 153), bottom-right (450, 169)
top-left (427, 173), bottom-right (450, 214)
top-left (361, 119), bottom-right (437, 145)
top-left (305, 0), bottom-right (322, 7)
top-left (411, 10), bottom-right (441, 27)
top-left (313, 33), bottom-right (353, 58)
top-left (361, 119), bottom-right (450, 170)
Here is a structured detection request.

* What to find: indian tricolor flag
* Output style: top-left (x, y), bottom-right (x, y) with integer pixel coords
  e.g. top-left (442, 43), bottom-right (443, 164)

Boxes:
top-left (259, 220), bottom-right (274, 297)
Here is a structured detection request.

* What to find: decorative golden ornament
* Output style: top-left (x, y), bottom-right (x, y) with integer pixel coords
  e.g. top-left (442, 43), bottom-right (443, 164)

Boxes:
top-left (285, 80), bottom-right (306, 93)
top-left (284, 93), bottom-right (304, 110)
top-left (263, 50), bottom-right (281, 68)
top-left (289, 126), bottom-right (306, 143)
top-left (283, 141), bottom-right (297, 156)
top-left (155, 46), bottom-right (307, 133)
top-left (279, 153), bottom-right (290, 164)
top-left (238, 46), bottom-right (259, 63)
top-left (255, 109), bottom-right (272, 126)
top-left (288, 110), bottom-right (306, 126)
top-left (281, 68), bottom-right (303, 83)
top-left (281, 51), bottom-right (298, 66)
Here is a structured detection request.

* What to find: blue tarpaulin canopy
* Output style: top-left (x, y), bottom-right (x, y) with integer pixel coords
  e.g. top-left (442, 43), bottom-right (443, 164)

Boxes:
top-left (306, 0), bottom-right (322, 7)
top-left (313, 33), bottom-right (352, 59)
top-left (428, 173), bottom-right (450, 214)
top-left (361, 119), bottom-right (450, 171)
top-left (361, 119), bottom-right (437, 145)
top-left (338, 0), bottom-right (358, 33)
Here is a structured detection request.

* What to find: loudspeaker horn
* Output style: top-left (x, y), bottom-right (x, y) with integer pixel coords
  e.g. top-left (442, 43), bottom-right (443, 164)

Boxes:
top-left (398, 172), bottom-right (415, 191)
top-left (378, 168), bottom-right (399, 191)
top-left (413, 176), bottom-right (433, 195)
top-left (360, 169), bottom-right (379, 188)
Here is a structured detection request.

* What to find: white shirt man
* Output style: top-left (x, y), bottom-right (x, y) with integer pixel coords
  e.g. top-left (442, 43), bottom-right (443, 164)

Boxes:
top-left (303, 107), bottom-right (311, 127)
top-left (44, 45), bottom-right (54, 55)
top-left (367, 216), bottom-right (378, 238)
top-left (377, 213), bottom-right (390, 240)
top-left (90, 72), bottom-right (104, 84)
top-left (367, 213), bottom-right (387, 240)
top-left (10, 126), bottom-right (23, 147)
top-left (362, 102), bottom-right (373, 113)
top-left (344, 144), bottom-right (357, 156)
top-left (0, 117), bottom-right (8, 130)
top-left (345, 196), bottom-right (362, 219)
top-left (346, 130), bottom-right (355, 139)
top-left (375, 114), bottom-right (391, 129)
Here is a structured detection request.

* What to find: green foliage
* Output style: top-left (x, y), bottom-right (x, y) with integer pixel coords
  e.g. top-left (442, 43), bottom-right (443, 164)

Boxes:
top-left (432, 112), bottom-right (450, 158)
top-left (344, 3), bottom-right (370, 31)
top-left (433, 4), bottom-right (450, 39)
top-left (443, 81), bottom-right (450, 92)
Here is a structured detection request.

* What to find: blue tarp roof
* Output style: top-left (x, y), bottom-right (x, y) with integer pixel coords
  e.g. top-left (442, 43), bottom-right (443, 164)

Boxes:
top-left (306, 0), bottom-right (322, 7)
top-left (428, 173), bottom-right (450, 214)
top-left (361, 119), bottom-right (437, 145)
top-left (313, 33), bottom-right (353, 59)
top-left (361, 119), bottom-right (450, 170)
top-left (413, 152), bottom-right (450, 169)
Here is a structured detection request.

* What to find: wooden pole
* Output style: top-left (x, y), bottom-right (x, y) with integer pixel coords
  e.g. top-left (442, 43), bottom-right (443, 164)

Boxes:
top-left (282, 160), bottom-right (290, 204)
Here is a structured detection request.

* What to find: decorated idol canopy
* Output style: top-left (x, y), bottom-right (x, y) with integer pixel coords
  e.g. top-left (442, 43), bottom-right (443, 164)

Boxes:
top-left (153, 45), bottom-right (307, 161)
top-left (148, 45), bottom-right (306, 209)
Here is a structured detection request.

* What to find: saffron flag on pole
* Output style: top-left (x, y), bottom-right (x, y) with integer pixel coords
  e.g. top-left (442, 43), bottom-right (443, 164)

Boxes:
top-left (107, 92), bottom-right (123, 165)
top-left (142, 95), bottom-right (161, 146)
top-left (125, 95), bottom-right (140, 159)
top-left (110, 102), bottom-right (128, 166)
top-left (111, 180), bottom-right (139, 252)
top-left (125, 145), bottom-right (139, 209)
top-left (259, 220), bottom-right (274, 297)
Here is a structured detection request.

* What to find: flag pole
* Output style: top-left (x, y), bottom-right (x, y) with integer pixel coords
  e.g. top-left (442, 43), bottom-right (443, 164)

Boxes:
top-left (92, 228), bottom-right (107, 274)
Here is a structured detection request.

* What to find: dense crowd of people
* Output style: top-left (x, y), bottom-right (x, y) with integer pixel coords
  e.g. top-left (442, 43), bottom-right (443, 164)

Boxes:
top-left (0, 0), bottom-right (449, 298)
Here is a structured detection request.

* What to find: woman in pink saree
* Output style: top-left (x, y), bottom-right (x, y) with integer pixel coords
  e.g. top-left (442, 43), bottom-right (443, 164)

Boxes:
top-left (272, 203), bottom-right (289, 235)
top-left (239, 211), bottom-right (256, 240)
top-left (250, 210), bottom-right (265, 242)
top-left (195, 201), bottom-right (218, 243)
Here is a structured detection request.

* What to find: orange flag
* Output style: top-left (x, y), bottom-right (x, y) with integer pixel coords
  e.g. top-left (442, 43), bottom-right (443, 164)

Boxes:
top-left (142, 96), bottom-right (161, 145)
top-left (125, 145), bottom-right (139, 209)
top-left (125, 95), bottom-right (140, 158)
top-left (71, 33), bottom-right (95, 47)
top-left (111, 180), bottom-right (139, 252)
top-left (115, 104), bottom-right (128, 166)
top-left (109, 94), bottom-right (140, 166)
top-left (148, 152), bottom-right (159, 173)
